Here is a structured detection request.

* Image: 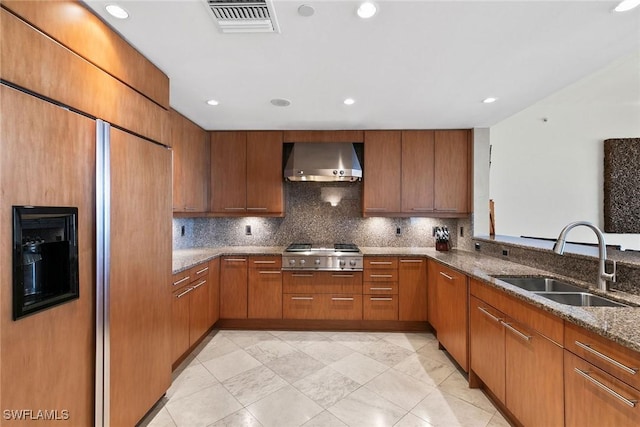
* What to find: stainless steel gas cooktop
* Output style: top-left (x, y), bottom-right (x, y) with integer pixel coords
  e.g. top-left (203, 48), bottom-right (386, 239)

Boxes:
top-left (282, 243), bottom-right (363, 271)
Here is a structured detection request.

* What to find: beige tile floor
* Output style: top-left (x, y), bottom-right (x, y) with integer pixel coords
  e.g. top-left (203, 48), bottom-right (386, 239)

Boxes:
top-left (139, 330), bottom-right (510, 427)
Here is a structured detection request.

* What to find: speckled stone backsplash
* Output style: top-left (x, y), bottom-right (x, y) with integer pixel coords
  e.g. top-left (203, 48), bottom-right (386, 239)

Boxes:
top-left (474, 238), bottom-right (640, 295)
top-left (174, 182), bottom-right (469, 250)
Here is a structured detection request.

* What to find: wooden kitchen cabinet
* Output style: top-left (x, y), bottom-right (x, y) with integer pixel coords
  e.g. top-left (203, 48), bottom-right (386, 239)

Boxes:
top-left (171, 283), bottom-right (191, 365)
top-left (208, 258), bottom-right (220, 326)
top-left (564, 350), bottom-right (639, 427)
top-left (220, 256), bottom-right (249, 319)
top-left (363, 256), bottom-right (399, 320)
top-left (429, 260), bottom-right (468, 371)
top-left (248, 256), bottom-right (283, 319)
top-left (363, 131), bottom-right (402, 215)
top-left (210, 131), bottom-right (284, 215)
top-left (170, 109), bottom-right (209, 213)
top-left (363, 130), bottom-right (471, 217)
top-left (469, 296), bottom-right (506, 403)
top-left (434, 130), bottom-right (471, 214)
top-left (398, 257), bottom-right (427, 321)
top-left (282, 271), bottom-right (363, 320)
top-left (469, 279), bottom-right (565, 427)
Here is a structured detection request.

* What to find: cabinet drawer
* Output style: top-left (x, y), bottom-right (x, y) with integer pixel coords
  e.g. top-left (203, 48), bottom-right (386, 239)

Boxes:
top-left (363, 295), bottom-right (398, 320)
top-left (172, 269), bottom-right (192, 289)
top-left (364, 257), bottom-right (398, 269)
top-left (363, 269), bottom-right (398, 282)
top-left (322, 294), bottom-right (363, 320)
top-left (283, 294), bottom-right (321, 319)
top-left (249, 255), bottom-right (282, 269)
top-left (283, 271), bottom-right (362, 294)
top-left (363, 282), bottom-right (398, 295)
top-left (191, 262), bottom-right (210, 281)
top-left (565, 350), bottom-right (639, 427)
top-left (565, 322), bottom-right (640, 390)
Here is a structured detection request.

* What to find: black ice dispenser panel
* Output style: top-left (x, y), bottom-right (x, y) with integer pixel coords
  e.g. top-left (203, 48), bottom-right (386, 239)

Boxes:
top-left (12, 206), bottom-right (79, 320)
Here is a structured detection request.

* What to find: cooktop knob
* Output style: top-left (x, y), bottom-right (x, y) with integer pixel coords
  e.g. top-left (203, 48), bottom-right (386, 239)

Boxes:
top-left (289, 259), bottom-right (296, 265)
top-left (314, 259), bottom-right (321, 265)
top-left (339, 259), bottom-right (346, 266)
top-left (300, 259), bottom-right (306, 265)
top-left (349, 259), bottom-right (357, 266)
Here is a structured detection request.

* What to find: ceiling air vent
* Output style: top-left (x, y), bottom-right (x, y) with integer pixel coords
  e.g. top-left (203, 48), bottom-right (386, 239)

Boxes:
top-left (207, 0), bottom-right (280, 33)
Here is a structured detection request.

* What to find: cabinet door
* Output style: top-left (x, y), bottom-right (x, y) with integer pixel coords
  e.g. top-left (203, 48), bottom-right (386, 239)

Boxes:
top-left (505, 318), bottom-right (564, 427)
top-left (208, 258), bottom-right (220, 326)
top-left (434, 130), bottom-right (470, 214)
top-left (321, 294), bottom-right (363, 320)
top-left (189, 279), bottom-right (210, 346)
top-left (248, 268), bottom-right (283, 319)
top-left (363, 130), bottom-right (401, 215)
top-left (220, 257), bottom-right (248, 319)
top-left (210, 132), bottom-right (247, 213)
top-left (246, 131), bottom-right (284, 214)
top-left (363, 295), bottom-right (398, 320)
top-left (565, 350), bottom-right (640, 427)
top-left (435, 264), bottom-right (468, 371)
top-left (469, 296), bottom-right (506, 403)
top-left (427, 260), bottom-right (439, 329)
top-left (401, 130), bottom-right (435, 213)
top-left (171, 286), bottom-right (192, 364)
top-left (398, 258), bottom-right (427, 321)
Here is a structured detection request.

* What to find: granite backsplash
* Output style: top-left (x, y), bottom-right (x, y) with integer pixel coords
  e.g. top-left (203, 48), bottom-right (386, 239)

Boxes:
top-left (173, 181), bottom-right (473, 250)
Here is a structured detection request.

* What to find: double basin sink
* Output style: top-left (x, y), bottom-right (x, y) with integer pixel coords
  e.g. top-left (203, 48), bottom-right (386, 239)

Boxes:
top-left (494, 276), bottom-right (629, 308)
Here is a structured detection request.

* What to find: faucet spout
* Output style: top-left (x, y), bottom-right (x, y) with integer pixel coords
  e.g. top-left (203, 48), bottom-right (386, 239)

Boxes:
top-left (553, 221), bottom-right (616, 291)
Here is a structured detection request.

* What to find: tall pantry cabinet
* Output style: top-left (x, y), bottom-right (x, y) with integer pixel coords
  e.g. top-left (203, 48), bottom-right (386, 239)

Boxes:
top-left (1, 2), bottom-right (172, 426)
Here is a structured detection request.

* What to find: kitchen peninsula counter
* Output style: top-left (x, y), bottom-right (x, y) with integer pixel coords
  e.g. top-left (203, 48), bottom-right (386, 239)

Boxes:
top-left (174, 246), bottom-right (640, 353)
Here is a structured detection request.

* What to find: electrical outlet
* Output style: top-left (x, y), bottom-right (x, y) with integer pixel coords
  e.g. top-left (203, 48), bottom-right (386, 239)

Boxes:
top-left (396, 227), bottom-right (401, 236)
top-left (180, 225), bottom-right (185, 237)
top-left (460, 226), bottom-right (464, 237)
top-left (475, 242), bottom-right (481, 251)
top-left (245, 225), bottom-right (252, 235)
top-left (502, 249), bottom-right (509, 256)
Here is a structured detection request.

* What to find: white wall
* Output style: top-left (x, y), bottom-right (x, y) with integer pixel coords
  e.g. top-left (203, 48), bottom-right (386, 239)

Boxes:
top-left (489, 51), bottom-right (640, 250)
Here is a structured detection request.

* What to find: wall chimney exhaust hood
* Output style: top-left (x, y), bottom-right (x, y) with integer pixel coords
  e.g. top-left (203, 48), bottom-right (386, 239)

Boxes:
top-left (284, 142), bottom-right (363, 182)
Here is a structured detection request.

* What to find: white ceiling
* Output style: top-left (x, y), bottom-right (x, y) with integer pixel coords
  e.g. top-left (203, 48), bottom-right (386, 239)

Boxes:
top-left (84, 1), bottom-right (640, 131)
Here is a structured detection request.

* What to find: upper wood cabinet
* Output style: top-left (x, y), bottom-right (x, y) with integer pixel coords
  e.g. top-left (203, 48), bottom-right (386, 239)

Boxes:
top-left (170, 109), bottom-right (209, 213)
top-left (363, 129), bottom-right (471, 217)
top-left (210, 131), bottom-right (284, 216)
top-left (363, 131), bottom-right (402, 214)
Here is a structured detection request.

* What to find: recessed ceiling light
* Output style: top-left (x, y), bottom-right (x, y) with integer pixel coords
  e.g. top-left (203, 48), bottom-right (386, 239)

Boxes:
top-left (482, 97), bottom-right (498, 104)
top-left (357, 2), bottom-right (377, 19)
top-left (298, 4), bottom-right (315, 17)
top-left (206, 99), bottom-right (219, 106)
top-left (343, 98), bottom-right (355, 105)
top-left (105, 4), bottom-right (129, 19)
top-left (614, 0), bottom-right (640, 12)
top-left (270, 98), bottom-right (291, 107)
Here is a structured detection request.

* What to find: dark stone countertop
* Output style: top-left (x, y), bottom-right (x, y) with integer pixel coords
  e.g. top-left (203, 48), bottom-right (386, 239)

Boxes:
top-left (174, 246), bottom-right (640, 354)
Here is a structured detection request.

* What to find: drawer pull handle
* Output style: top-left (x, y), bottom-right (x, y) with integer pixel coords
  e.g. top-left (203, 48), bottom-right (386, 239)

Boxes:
top-left (176, 287), bottom-right (194, 298)
top-left (370, 297), bottom-right (393, 301)
top-left (370, 274), bottom-right (393, 278)
top-left (439, 272), bottom-right (454, 280)
top-left (259, 271), bottom-right (282, 275)
top-left (192, 280), bottom-right (206, 289)
top-left (369, 261), bottom-right (393, 265)
top-left (254, 260), bottom-right (276, 264)
top-left (575, 341), bottom-right (638, 375)
top-left (366, 208), bottom-right (388, 212)
top-left (503, 322), bottom-right (532, 341)
top-left (292, 274), bottom-right (314, 277)
top-left (477, 306), bottom-right (502, 323)
top-left (247, 207), bottom-right (268, 210)
top-left (370, 287), bottom-right (393, 291)
top-left (574, 368), bottom-right (637, 408)
top-left (195, 267), bottom-right (209, 274)
top-left (400, 259), bottom-right (423, 263)
top-left (224, 207), bottom-right (246, 211)
top-left (332, 297), bottom-right (354, 301)
top-left (225, 258), bottom-right (247, 262)
top-left (172, 276), bottom-right (191, 286)
top-left (332, 274), bottom-right (354, 278)
top-left (185, 207), bottom-right (198, 211)
top-left (291, 296), bottom-right (313, 300)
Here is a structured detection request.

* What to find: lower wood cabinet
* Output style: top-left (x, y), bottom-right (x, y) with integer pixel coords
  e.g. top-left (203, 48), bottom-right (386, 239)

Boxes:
top-left (220, 256), bottom-right (248, 319)
top-left (398, 258), bottom-right (427, 321)
top-left (429, 260), bottom-right (468, 371)
top-left (469, 279), bottom-right (564, 427)
top-left (282, 271), bottom-right (363, 320)
top-left (248, 256), bottom-right (282, 319)
top-left (363, 256), bottom-right (399, 320)
top-left (208, 258), bottom-right (220, 326)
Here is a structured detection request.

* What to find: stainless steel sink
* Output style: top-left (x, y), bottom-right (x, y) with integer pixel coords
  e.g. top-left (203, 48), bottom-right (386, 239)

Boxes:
top-left (535, 292), bottom-right (629, 308)
top-left (495, 276), bottom-right (586, 293)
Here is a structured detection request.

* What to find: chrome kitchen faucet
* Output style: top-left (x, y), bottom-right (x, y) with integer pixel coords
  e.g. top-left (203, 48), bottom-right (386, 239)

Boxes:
top-left (552, 221), bottom-right (616, 291)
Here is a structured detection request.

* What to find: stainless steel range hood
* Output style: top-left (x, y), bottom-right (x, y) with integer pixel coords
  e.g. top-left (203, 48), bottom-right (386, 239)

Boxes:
top-left (284, 142), bottom-right (363, 182)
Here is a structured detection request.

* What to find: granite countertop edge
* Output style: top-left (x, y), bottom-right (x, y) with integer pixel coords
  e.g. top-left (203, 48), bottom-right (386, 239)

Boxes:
top-left (173, 246), bottom-right (640, 353)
